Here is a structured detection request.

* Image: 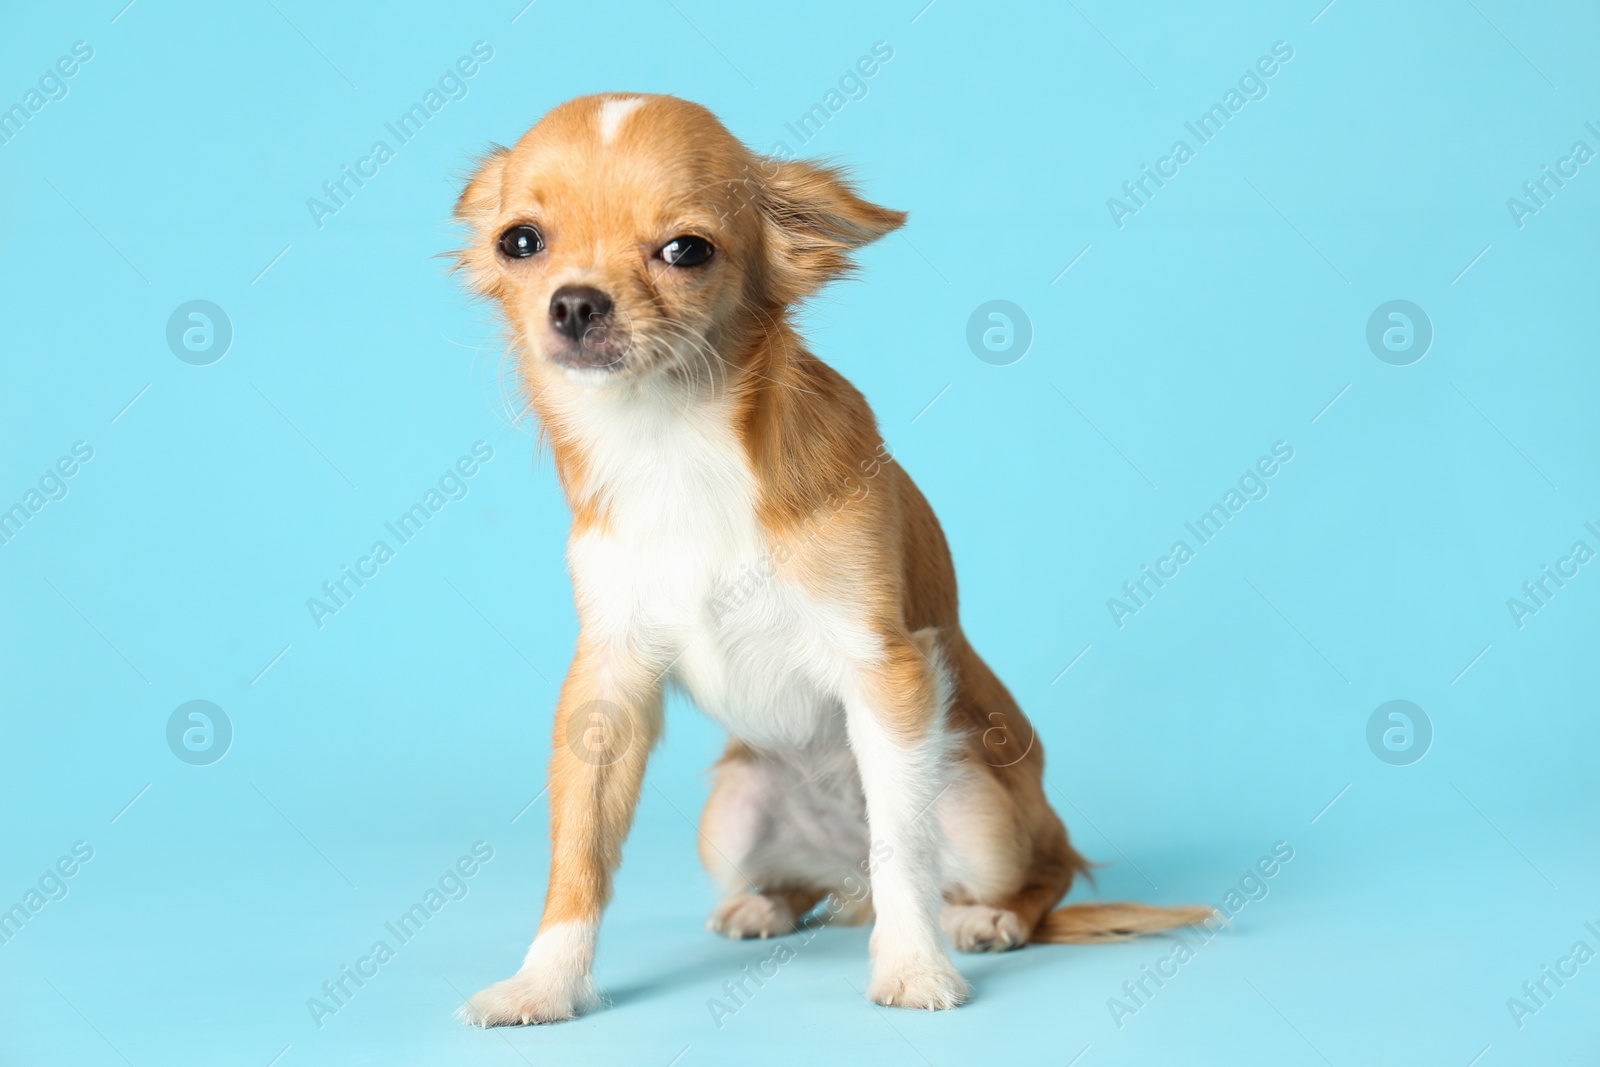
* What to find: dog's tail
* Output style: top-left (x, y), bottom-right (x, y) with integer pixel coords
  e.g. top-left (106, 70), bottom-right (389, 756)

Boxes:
top-left (1030, 902), bottom-right (1217, 944)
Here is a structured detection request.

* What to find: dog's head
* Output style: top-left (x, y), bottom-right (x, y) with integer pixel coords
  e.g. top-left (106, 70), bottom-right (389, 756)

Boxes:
top-left (454, 93), bottom-right (905, 385)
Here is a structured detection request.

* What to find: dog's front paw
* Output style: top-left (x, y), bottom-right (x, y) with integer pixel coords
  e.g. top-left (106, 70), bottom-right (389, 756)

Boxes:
top-left (942, 904), bottom-right (1026, 953)
top-left (458, 971), bottom-right (601, 1027)
top-left (866, 956), bottom-right (970, 1011)
top-left (708, 892), bottom-right (797, 939)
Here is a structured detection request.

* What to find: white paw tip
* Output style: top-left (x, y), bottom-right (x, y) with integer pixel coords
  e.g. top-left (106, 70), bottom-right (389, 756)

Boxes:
top-left (867, 960), bottom-right (971, 1012)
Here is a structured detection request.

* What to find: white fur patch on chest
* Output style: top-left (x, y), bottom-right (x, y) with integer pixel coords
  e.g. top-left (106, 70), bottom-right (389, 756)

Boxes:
top-left (563, 388), bottom-right (863, 750)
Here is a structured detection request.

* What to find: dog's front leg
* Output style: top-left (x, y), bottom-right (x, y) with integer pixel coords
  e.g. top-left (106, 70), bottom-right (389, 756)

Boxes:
top-left (845, 633), bottom-right (969, 1010)
top-left (463, 640), bottom-right (662, 1026)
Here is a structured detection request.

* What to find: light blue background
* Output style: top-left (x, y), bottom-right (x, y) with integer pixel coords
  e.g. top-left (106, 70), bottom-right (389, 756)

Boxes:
top-left (2, 1), bottom-right (1597, 1064)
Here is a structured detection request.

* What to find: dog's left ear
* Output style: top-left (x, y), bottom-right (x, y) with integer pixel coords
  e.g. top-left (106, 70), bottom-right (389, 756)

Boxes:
top-left (757, 158), bottom-right (906, 303)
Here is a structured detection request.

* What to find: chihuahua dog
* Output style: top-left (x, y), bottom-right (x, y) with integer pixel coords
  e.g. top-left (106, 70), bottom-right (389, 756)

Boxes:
top-left (453, 93), bottom-right (1208, 1025)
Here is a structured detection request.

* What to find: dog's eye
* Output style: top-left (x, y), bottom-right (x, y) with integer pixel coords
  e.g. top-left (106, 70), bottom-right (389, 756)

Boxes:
top-left (660, 235), bottom-right (713, 267)
top-left (498, 225), bottom-right (544, 259)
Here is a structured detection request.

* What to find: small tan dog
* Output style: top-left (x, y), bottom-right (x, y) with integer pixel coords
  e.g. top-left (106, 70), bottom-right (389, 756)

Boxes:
top-left (453, 93), bottom-right (1208, 1026)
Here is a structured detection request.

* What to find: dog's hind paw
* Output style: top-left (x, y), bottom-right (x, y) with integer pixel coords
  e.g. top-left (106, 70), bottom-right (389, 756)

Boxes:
top-left (707, 892), bottom-right (798, 940)
top-left (941, 904), bottom-right (1026, 953)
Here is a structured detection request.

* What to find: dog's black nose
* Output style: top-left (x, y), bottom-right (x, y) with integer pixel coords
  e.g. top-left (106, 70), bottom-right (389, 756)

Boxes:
top-left (548, 285), bottom-right (613, 342)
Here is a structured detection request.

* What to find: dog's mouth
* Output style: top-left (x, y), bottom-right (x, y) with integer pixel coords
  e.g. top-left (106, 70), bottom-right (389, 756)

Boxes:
top-left (547, 318), bottom-right (630, 374)
top-left (551, 340), bottom-right (625, 372)
top-left (540, 314), bottom-right (725, 386)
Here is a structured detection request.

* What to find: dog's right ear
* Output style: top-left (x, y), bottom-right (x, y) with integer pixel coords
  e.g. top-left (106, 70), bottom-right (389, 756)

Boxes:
top-left (452, 145), bottom-right (510, 289)
top-left (756, 157), bottom-right (906, 304)
top-left (456, 144), bottom-right (509, 226)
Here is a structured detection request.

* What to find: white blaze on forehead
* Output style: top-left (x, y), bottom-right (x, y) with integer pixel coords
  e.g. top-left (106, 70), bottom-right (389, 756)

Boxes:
top-left (597, 96), bottom-right (646, 146)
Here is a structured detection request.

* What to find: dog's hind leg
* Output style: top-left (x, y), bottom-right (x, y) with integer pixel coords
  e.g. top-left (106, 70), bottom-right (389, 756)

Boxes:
top-left (699, 740), bottom-right (872, 939)
top-left (935, 634), bottom-right (1212, 951)
top-left (940, 836), bottom-right (1081, 953)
